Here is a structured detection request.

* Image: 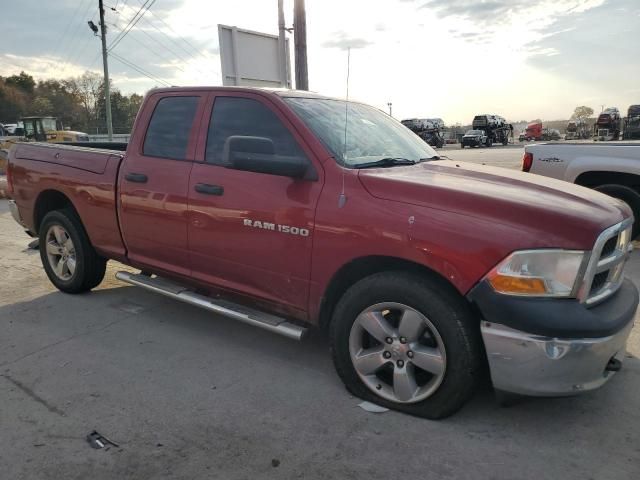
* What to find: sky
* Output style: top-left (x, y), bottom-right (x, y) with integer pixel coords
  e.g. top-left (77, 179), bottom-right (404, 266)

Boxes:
top-left (0, 0), bottom-right (639, 124)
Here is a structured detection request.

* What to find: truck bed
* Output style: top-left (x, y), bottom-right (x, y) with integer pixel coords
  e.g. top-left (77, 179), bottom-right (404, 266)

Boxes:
top-left (8, 141), bottom-right (127, 260)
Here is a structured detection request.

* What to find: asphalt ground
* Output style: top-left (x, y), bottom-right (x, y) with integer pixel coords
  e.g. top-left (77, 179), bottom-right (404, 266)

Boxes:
top-left (1, 149), bottom-right (639, 479)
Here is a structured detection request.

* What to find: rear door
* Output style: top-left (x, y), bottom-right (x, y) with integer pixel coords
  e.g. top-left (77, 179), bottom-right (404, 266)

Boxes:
top-left (119, 92), bottom-right (205, 276)
top-left (187, 92), bottom-right (324, 314)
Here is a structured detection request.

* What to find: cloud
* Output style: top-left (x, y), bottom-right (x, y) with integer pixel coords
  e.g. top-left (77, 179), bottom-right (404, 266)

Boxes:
top-left (322, 32), bottom-right (373, 50)
top-left (420, 0), bottom-right (528, 22)
top-left (524, 0), bottom-right (640, 85)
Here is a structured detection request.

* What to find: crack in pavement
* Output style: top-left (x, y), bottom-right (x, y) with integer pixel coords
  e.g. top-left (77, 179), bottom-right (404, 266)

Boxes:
top-left (0, 317), bottom-right (128, 369)
top-left (2, 374), bottom-right (66, 417)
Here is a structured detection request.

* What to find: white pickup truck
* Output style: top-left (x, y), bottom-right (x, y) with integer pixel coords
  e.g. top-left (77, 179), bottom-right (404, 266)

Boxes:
top-left (523, 143), bottom-right (640, 237)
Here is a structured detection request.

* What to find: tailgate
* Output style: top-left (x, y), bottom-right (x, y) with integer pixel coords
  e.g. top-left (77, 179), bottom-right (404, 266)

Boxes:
top-left (14, 143), bottom-right (118, 174)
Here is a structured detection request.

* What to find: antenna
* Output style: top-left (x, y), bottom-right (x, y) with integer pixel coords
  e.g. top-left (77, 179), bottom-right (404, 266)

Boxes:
top-left (338, 47), bottom-right (350, 209)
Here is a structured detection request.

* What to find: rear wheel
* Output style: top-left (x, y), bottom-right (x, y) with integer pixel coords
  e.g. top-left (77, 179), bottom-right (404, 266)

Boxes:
top-left (330, 272), bottom-right (483, 419)
top-left (594, 184), bottom-right (640, 238)
top-left (39, 209), bottom-right (107, 293)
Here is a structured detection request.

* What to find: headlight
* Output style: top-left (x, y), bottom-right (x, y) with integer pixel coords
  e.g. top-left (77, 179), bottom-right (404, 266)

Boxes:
top-left (487, 250), bottom-right (586, 297)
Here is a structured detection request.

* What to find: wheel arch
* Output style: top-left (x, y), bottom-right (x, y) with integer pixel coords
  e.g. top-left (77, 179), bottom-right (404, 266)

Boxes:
top-left (318, 255), bottom-right (462, 330)
top-left (574, 171), bottom-right (640, 192)
top-left (33, 189), bottom-right (80, 235)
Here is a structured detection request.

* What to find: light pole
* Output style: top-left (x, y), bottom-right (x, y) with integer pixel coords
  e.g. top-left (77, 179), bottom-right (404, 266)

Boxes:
top-left (277, 0), bottom-right (288, 88)
top-left (97, 0), bottom-right (113, 140)
top-left (387, 102), bottom-right (392, 117)
top-left (293, 0), bottom-right (308, 90)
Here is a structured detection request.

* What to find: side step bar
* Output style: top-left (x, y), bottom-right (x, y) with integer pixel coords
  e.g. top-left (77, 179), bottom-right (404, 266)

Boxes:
top-left (115, 271), bottom-right (307, 341)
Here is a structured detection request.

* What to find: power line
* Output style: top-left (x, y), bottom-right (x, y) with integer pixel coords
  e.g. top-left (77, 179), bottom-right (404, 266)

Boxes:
top-left (133, 18), bottom-right (218, 79)
top-left (107, 1), bottom-right (217, 82)
top-left (61, 0), bottom-right (96, 73)
top-left (106, 0), bottom-right (152, 50)
top-left (54, 0), bottom-right (90, 55)
top-left (109, 50), bottom-right (171, 86)
top-left (108, 0), bottom-right (156, 51)
top-left (116, 28), bottom-right (187, 74)
top-left (134, 0), bottom-right (215, 66)
top-left (137, 16), bottom-right (205, 65)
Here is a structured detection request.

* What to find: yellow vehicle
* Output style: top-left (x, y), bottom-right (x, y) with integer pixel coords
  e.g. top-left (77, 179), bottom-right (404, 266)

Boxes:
top-left (21, 117), bottom-right (89, 142)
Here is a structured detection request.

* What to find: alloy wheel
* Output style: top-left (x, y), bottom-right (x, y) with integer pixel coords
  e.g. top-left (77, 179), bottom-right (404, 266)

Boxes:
top-left (349, 302), bottom-right (446, 404)
top-left (45, 225), bottom-right (77, 281)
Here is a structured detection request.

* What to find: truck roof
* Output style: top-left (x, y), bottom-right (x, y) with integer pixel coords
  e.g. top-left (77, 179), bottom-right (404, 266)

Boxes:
top-left (147, 86), bottom-right (338, 101)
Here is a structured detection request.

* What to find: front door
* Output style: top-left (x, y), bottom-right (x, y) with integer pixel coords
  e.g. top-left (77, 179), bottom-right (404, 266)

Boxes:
top-left (187, 92), bottom-right (324, 314)
top-left (119, 93), bottom-right (204, 276)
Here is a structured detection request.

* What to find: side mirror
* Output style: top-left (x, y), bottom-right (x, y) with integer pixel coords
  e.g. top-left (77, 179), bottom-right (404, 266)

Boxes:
top-left (223, 135), bottom-right (308, 178)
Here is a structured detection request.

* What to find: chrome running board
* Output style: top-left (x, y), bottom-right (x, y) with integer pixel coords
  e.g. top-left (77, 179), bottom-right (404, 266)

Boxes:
top-left (115, 271), bottom-right (307, 341)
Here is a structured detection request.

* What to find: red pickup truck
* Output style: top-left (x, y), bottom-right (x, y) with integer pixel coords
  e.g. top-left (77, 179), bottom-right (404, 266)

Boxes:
top-left (7, 87), bottom-right (638, 418)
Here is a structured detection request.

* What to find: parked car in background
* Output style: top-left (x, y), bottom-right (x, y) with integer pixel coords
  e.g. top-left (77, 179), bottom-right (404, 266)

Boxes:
top-left (7, 87), bottom-right (638, 418)
top-left (460, 129), bottom-right (487, 148)
top-left (523, 142), bottom-right (640, 237)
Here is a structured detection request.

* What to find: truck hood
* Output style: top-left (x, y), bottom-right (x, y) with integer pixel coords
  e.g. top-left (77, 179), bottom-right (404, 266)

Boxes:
top-left (358, 160), bottom-right (629, 249)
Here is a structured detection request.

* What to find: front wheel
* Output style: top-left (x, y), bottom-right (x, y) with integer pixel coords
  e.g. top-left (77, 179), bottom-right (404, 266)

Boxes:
top-left (39, 209), bottom-right (107, 293)
top-left (330, 272), bottom-right (483, 419)
top-left (594, 184), bottom-right (640, 239)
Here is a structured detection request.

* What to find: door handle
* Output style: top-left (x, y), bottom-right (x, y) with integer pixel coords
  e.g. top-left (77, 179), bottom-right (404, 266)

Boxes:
top-left (195, 183), bottom-right (224, 196)
top-left (125, 173), bottom-right (148, 183)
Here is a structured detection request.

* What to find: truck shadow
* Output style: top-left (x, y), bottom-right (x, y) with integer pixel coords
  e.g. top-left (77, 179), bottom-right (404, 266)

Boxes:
top-left (1, 284), bottom-right (638, 429)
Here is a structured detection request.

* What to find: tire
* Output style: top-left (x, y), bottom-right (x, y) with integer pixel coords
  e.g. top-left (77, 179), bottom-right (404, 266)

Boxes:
top-left (39, 209), bottom-right (107, 293)
top-left (593, 184), bottom-right (640, 238)
top-left (330, 271), bottom-right (483, 419)
top-left (460, 144), bottom-right (465, 149)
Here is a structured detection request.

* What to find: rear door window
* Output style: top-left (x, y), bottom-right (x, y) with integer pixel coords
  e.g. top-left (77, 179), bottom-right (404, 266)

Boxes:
top-left (143, 96), bottom-right (199, 160)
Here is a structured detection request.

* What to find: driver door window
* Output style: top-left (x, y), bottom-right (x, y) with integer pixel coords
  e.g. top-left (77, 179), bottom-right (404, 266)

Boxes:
top-left (205, 96), bottom-right (308, 168)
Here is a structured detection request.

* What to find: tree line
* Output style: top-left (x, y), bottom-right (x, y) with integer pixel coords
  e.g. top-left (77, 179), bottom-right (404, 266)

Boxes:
top-left (0, 71), bottom-right (142, 134)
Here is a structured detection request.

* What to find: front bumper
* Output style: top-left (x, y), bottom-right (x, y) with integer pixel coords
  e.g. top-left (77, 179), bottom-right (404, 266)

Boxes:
top-left (469, 278), bottom-right (638, 396)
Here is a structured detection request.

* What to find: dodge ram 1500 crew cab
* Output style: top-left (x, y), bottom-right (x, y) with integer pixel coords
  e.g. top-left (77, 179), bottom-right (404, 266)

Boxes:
top-left (7, 87), bottom-right (638, 418)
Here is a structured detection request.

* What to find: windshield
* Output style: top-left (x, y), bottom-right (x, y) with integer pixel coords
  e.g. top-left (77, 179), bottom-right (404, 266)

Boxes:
top-left (284, 97), bottom-right (437, 167)
top-left (465, 130), bottom-right (482, 135)
top-left (42, 118), bottom-right (57, 131)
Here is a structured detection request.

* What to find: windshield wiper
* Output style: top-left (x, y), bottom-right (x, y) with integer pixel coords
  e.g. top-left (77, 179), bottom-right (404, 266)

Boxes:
top-left (352, 157), bottom-right (418, 169)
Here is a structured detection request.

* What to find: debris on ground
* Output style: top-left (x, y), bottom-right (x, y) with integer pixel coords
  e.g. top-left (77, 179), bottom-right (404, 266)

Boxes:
top-left (358, 401), bottom-right (389, 413)
top-left (86, 430), bottom-right (120, 449)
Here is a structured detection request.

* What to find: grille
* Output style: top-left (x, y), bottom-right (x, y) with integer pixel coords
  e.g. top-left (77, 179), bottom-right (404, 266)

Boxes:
top-left (601, 236), bottom-right (617, 257)
top-left (580, 219), bottom-right (633, 307)
top-left (590, 272), bottom-right (609, 295)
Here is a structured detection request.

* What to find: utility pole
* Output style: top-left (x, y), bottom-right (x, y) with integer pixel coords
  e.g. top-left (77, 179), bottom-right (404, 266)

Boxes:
top-left (277, 0), bottom-right (288, 88)
top-left (293, 0), bottom-right (308, 90)
top-left (99, 0), bottom-right (113, 140)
